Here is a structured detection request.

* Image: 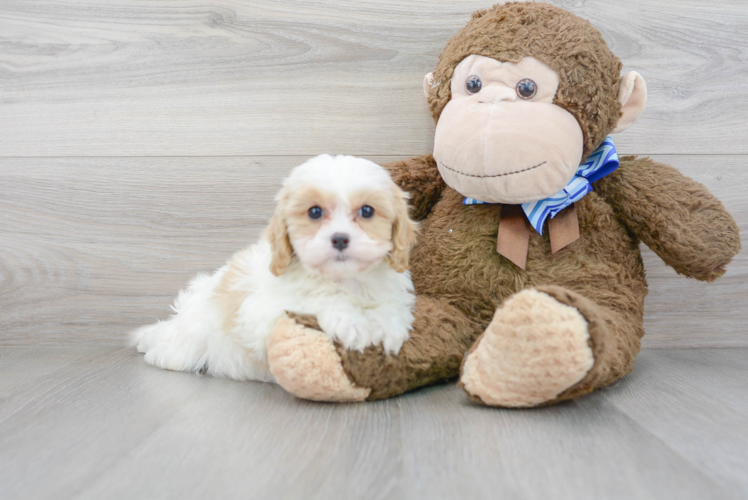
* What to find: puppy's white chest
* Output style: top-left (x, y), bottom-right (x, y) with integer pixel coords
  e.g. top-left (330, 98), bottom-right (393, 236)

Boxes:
top-left (338, 278), bottom-right (376, 304)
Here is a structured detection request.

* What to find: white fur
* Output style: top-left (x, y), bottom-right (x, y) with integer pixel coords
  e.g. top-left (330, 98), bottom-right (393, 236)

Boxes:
top-left (133, 155), bottom-right (416, 382)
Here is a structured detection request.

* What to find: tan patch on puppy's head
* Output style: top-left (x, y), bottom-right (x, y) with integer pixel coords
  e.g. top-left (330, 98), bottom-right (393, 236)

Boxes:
top-left (349, 184), bottom-right (417, 273)
top-left (349, 188), bottom-right (394, 241)
top-left (284, 185), bottom-right (337, 239)
top-left (267, 185), bottom-right (337, 276)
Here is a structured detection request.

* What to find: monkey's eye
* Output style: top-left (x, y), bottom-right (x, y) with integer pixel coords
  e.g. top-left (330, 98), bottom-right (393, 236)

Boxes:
top-left (466, 75), bottom-right (482, 94)
top-left (359, 205), bottom-right (375, 219)
top-left (308, 206), bottom-right (323, 219)
top-left (516, 79), bottom-right (537, 99)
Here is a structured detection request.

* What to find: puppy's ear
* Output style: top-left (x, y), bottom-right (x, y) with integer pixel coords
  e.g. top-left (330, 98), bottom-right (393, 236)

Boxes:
top-left (265, 192), bottom-right (294, 276)
top-left (390, 184), bottom-right (418, 273)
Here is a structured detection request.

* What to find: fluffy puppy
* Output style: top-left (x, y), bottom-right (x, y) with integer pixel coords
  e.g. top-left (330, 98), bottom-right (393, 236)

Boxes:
top-left (133, 155), bottom-right (417, 382)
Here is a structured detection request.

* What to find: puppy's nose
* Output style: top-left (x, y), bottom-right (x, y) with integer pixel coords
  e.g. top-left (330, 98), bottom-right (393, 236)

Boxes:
top-left (331, 233), bottom-right (349, 251)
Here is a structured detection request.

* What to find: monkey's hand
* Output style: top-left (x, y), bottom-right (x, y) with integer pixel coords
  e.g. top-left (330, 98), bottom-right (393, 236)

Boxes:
top-left (594, 155), bottom-right (741, 281)
top-left (267, 313), bottom-right (371, 402)
top-left (383, 155), bottom-right (446, 221)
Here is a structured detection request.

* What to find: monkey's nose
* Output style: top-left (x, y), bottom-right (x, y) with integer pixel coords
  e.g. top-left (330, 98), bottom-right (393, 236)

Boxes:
top-left (478, 86), bottom-right (517, 104)
top-left (331, 233), bottom-right (349, 251)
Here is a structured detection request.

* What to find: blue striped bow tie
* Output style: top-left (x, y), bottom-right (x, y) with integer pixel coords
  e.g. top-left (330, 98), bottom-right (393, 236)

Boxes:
top-left (464, 137), bottom-right (619, 234)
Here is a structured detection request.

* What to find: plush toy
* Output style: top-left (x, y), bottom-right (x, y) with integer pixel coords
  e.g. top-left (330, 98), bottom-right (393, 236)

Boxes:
top-left (265, 2), bottom-right (741, 407)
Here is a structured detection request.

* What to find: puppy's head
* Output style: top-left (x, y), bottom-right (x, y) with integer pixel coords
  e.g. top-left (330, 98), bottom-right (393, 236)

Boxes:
top-left (266, 155), bottom-right (417, 278)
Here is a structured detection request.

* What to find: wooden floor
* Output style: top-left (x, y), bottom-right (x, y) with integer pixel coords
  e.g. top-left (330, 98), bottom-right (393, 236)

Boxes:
top-left (0, 346), bottom-right (746, 500)
top-left (2, 1), bottom-right (748, 499)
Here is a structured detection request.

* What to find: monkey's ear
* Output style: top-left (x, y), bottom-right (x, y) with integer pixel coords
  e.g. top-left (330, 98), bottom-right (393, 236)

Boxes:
top-left (423, 72), bottom-right (435, 98)
top-left (613, 71), bottom-right (647, 134)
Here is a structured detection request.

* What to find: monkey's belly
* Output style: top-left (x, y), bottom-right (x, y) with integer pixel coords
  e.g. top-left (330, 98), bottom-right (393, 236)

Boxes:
top-left (409, 188), bottom-right (647, 329)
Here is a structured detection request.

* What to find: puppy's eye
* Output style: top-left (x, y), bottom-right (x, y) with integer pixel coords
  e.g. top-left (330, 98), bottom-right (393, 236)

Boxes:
top-left (359, 205), bottom-right (375, 218)
top-left (308, 206), bottom-right (323, 220)
top-left (466, 75), bottom-right (482, 94)
top-left (516, 79), bottom-right (537, 99)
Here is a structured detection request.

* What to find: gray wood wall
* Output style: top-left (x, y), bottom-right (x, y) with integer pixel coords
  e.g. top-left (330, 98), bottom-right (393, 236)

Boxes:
top-left (1, 0), bottom-right (746, 347)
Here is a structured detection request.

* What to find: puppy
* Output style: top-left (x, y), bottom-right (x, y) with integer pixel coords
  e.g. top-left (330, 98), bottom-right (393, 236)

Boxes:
top-left (133, 155), bottom-right (417, 382)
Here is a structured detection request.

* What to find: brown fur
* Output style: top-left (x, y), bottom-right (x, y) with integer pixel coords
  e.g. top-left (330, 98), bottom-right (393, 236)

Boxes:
top-left (336, 296), bottom-right (484, 400)
top-left (334, 154), bottom-right (739, 402)
top-left (594, 156), bottom-right (741, 281)
top-left (383, 155), bottom-right (446, 222)
top-left (297, 4), bottom-right (740, 405)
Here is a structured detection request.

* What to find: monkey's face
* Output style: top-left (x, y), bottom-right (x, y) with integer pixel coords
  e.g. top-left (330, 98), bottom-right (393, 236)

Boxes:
top-left (431, 55), bottom-right (584, 204)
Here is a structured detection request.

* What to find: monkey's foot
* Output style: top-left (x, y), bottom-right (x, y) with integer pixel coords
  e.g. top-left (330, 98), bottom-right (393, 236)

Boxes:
top-left (267, 314), bottom-right (371, 402)
top-left (459, 288), bottom-right (595, 407)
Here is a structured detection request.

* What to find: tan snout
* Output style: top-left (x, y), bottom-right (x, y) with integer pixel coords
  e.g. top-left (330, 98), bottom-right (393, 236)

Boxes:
top-left (474, 86), bottom-right (517, 104)
top-left (433, 99), bottom-right (584, 204)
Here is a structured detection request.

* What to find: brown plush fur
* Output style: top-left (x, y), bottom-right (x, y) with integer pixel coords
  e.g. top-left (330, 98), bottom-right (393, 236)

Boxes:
top-left (594, 157), bottom-right (741, 281)
top-left (281, 3), bottom-right (741, 406)
top-left (428, 2), bottom-right (623, 159)
top-left (335, 155), bottom-right (739, 402)
top-left (336, 296), bottom-right (483, 400)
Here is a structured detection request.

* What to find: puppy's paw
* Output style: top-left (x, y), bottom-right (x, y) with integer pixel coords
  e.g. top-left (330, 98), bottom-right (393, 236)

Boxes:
top-left (317, 309), bottom-right (375, 352)
top-left (365, 309), bottom-right (410, 354)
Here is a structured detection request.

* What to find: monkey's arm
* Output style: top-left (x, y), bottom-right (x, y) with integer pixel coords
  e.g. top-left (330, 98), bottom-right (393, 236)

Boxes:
top-left (383, 155), bottom-right (446, 221)
top-left (594, 156), bottom-right (741, 281)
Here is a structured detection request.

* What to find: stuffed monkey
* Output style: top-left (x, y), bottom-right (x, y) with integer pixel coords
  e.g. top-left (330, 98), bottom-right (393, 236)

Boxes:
top-left (266, 2), bottom-right (741, 407)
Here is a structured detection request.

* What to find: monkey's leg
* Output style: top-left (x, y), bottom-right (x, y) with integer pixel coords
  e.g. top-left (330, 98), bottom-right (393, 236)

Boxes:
top-left (267, 296), bottom-right (482, 402)
top-left (459, 285), bottom-right (642, 407)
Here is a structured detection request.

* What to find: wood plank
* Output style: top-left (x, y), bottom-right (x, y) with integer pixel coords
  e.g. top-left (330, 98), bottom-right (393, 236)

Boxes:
top-left (1, 0), bottom-right (747, 157)
top-left (0, 347), bottom-right (217, 500)
top-left (396, 372), bottom-right (742, 500)
top-left (1, 155), bottom-right (745, 347)
top-left (607, 349), bottom-right (748, 498)
top-left (1, 346), bottom-right (745, 500)
top-left (0, 156), bottom-right (299, 346)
